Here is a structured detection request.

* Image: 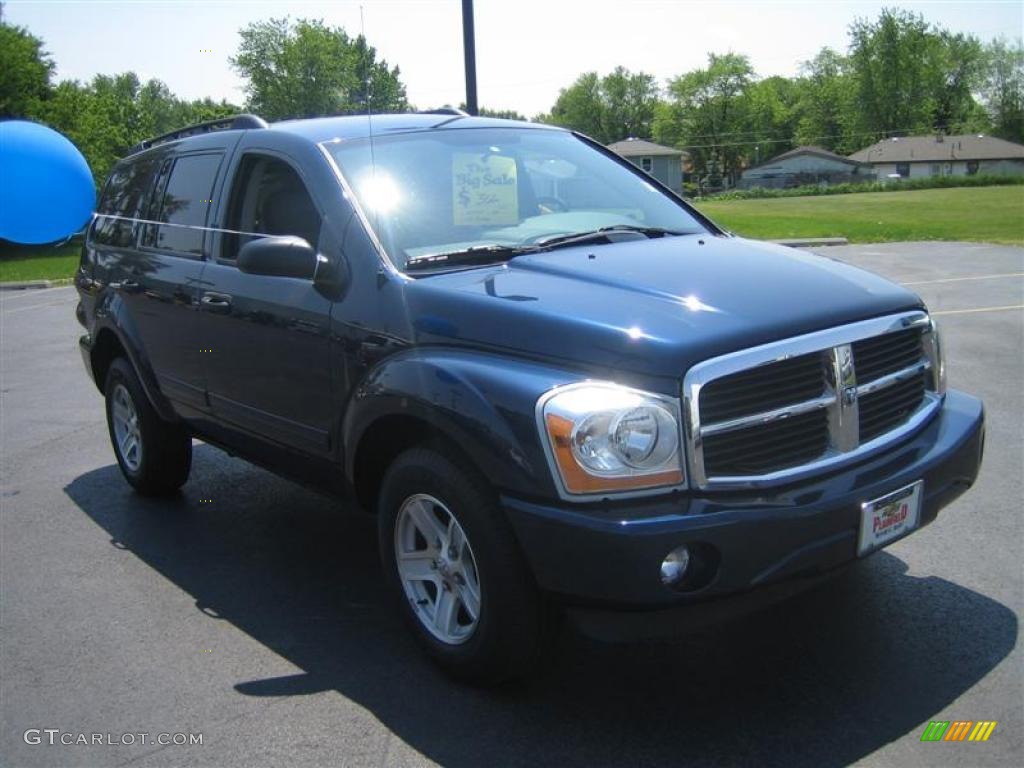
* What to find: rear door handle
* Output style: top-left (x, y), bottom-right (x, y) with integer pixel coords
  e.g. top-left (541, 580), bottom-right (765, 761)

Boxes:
top-left (200, 292), bottom-right (232, 313)
top-left (120, 279), bottom-right (141, 293)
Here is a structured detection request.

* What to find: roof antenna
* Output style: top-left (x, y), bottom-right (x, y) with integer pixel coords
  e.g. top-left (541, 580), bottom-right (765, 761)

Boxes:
top-left (360, 6), bottom-right (374, 129)
top-left (360, 7), bottom-right (376, 141)
top-left (360, 5), bottom-right (379, 225)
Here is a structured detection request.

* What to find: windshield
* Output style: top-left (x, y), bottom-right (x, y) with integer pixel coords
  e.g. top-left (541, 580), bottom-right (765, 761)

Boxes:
top-left (324, 127), bottom-right (709, 271)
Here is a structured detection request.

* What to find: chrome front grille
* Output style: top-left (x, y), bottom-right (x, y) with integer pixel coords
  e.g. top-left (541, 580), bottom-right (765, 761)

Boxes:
top-left (859, 373), bottom-right (927, 442)
top-left (703, 408), bottom-right (829, 476)
top-left (699, 353), bottom-right (826, 422)
top-left (852, 328), bottom-right (925, 382)
top-left (684, 312), bottom-right (943, 489)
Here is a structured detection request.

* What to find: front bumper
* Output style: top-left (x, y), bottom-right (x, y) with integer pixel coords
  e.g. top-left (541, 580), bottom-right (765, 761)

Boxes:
top-left (502, 390), bottom-right (984, 631)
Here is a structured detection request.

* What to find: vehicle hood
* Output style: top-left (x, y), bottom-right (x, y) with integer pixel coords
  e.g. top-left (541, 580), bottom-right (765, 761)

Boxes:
top-left (401, 234), bottom-right (924, 379)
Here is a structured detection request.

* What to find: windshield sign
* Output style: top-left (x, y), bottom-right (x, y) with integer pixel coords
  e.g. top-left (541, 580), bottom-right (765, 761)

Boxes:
top-left (325, 128), bottom-right (707, 271)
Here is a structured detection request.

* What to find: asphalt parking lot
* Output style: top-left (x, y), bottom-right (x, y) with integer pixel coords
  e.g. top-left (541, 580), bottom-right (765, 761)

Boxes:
top-left (1, 241), bottom-right (1022, 768)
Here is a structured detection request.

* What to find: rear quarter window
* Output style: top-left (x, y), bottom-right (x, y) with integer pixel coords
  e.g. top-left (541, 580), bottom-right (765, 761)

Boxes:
top-left (91, 158), bottom-right (160, 248)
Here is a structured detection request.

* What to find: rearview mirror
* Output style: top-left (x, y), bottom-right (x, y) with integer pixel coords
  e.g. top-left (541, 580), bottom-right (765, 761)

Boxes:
top-left (238, 236), bottom-right (321, 280)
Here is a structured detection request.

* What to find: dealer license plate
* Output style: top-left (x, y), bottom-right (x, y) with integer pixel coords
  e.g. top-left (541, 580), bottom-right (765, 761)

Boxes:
top-left (858, 481), bottom-right (923, 556)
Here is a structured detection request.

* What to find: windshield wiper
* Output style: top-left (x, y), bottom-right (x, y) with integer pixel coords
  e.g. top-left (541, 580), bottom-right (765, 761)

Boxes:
top-left (404, 225), bottom-right (691, 271)
top-left (405, 243), bottom-right (539, 272)
top-left (535, 225), bottom-right (689, 251)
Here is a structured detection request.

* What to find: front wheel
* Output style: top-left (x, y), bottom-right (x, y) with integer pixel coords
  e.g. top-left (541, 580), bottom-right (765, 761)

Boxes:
top-left (378, 445), bottom-right (547, 684)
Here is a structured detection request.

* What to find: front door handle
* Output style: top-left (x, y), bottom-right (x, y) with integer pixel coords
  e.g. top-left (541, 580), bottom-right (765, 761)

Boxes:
top-left (120, 279), bottom-right (141, 293)
top-left (200, 292), bottom-right (233, 314)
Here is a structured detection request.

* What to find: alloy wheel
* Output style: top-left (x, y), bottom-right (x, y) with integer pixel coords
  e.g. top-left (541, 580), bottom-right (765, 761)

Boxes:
top-left (394, 493), bottom-right (482, 645)
top-left (111, 383), bottom-right (142, 472)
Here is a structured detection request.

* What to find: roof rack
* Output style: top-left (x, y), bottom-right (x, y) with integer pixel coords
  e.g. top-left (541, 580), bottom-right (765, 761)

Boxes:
top-left (419, 106), bottom-right (470, 117)
top-left (129, 114), bottom-right (268, 155)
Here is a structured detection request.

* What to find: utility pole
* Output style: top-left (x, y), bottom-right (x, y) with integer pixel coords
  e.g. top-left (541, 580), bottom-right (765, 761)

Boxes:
top-left (461, 0), bottom-right (478, 115)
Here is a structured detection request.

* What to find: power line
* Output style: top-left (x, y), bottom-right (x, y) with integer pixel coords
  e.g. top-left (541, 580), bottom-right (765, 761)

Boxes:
top-left (658, 123), bottom-right (928, 142)
top-left (676, 125), bottom-right (991, 151)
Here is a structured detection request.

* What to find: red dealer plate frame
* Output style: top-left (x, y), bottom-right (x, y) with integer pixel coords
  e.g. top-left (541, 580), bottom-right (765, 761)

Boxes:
top-left (858, 480), bottom-right (923, 556)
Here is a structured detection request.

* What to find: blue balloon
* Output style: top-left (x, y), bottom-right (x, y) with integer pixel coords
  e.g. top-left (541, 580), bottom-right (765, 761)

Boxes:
top-left (0, 120), bottom-right (96, 245)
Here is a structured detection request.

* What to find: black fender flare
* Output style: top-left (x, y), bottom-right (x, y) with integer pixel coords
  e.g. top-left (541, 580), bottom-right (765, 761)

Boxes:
top-left (89, 292), bottom-right (179, 423)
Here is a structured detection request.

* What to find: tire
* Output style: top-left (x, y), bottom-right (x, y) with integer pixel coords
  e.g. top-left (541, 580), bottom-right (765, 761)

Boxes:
top-left (378, 444), bottom-right (547, 684)
top-left (104, 357), bottom-right (192, 496)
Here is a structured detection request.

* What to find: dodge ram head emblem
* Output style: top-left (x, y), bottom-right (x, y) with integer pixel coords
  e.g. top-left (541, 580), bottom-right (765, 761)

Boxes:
top-left (842, 385), bottom-right (859, 406)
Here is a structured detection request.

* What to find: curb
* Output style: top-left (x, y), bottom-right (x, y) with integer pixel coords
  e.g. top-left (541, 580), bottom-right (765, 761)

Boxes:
top-left (0, 277), bottom-right (74, 291)
top-left (770, 237), bottom-right (849, 248)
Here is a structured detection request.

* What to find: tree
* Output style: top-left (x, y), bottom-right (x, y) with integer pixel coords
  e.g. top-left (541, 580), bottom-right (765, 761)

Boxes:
top-left (347, 34), bottom-right (409, 114)
top-left (0, 18), bottom-right (54, 117)
top-left (743, 76), bottom-right (801, 163)
top-left (544, 67), bottom-right (660, 143)
top-left (932, 30), bottom-right (986, 132)
top-left (37, 72), bottom-right (240, 187)
top-left (545, 72), bottom-right (604, 138)
top-left (38, 74), bottom-right (142, 186)
top-left (848, 8), bottom-right (936, 136)
top-left (599, 67), bottom-right (661, 142)
top-left (462, 105), bottom-right (528, 121)
top-left (231, 17), bottom-right (408, 119)
top-left (793, 47), bottom-right (858, 153)
top-left (137, 79), bottom-right (179, 138)
top-left (654, 53), bottom-right (755, 187)
top-left (177, 97), bottom-right (239, 126)
top-left (981, 38), bottom-right (1024, 142)
top-left (846, 8), bottom-right (986, 139)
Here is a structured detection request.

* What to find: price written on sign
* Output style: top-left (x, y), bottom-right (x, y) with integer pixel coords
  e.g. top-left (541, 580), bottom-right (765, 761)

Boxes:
top-left (452, 153), bottom-right (519, 226)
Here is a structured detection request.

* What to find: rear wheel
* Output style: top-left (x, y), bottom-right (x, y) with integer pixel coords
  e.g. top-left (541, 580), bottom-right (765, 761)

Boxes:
top-left (378, 445), bottom-right (547, 684)
top-left (105, 357), bottom-right (191, 496)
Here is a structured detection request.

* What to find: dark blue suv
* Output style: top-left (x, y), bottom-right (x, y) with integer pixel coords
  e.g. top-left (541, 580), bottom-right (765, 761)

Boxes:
top-left (76, 112), bottom-right (985, 683)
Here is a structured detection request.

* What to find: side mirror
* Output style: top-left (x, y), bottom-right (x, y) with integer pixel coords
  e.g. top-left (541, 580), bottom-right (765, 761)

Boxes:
top-left (238, 236), bottom-right (321, 280)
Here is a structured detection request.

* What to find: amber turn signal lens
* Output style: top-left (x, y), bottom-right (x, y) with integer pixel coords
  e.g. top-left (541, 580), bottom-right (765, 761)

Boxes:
top-left (544, 412), bottom-right (683, 495)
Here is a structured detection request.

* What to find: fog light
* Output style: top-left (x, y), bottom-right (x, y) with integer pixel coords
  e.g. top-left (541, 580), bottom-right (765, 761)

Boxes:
top-left (660, 545), bottom-right (691, 586)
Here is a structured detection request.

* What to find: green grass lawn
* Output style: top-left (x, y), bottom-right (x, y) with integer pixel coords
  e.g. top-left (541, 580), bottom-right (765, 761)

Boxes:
top-left (0, 241), bottom-right (81, 283)
top-left (695, 186), bottom-right (1024, 246)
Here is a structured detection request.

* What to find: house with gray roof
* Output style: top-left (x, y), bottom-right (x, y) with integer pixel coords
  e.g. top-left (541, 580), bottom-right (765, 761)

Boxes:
top-left (607, 138), bottom-right (687, 193)
top-left (739, 146), bottom-right (872, 189)
top-left (849, 134), bottom-right (1024, 180)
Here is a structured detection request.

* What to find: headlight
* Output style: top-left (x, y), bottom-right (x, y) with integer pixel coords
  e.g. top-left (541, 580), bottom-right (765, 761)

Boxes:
top-left (925, 318), bottom-right (946, 394)
top-left (538, 383), bottom-right (685, 496)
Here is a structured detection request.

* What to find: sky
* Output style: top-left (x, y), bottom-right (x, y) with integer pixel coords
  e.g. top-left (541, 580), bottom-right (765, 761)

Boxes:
top-left (4, 0), bottom-right (1023, 117)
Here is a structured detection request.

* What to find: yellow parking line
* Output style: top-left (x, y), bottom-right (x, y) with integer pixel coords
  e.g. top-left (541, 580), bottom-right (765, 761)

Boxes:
top-left (931, 304), bottom-right (1024, 316)
top-left (901, 272), bottom-right (1024, 286)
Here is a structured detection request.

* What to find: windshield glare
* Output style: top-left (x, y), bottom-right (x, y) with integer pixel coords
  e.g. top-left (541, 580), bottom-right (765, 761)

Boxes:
top-left (325, 128), bottom-right (707, 270)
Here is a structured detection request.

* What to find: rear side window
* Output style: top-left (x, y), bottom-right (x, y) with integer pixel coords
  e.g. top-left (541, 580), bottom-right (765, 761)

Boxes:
top-left (92, 159), bottom-right (159, 248)
top-left (144, 153), bottom-right (223, 256)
